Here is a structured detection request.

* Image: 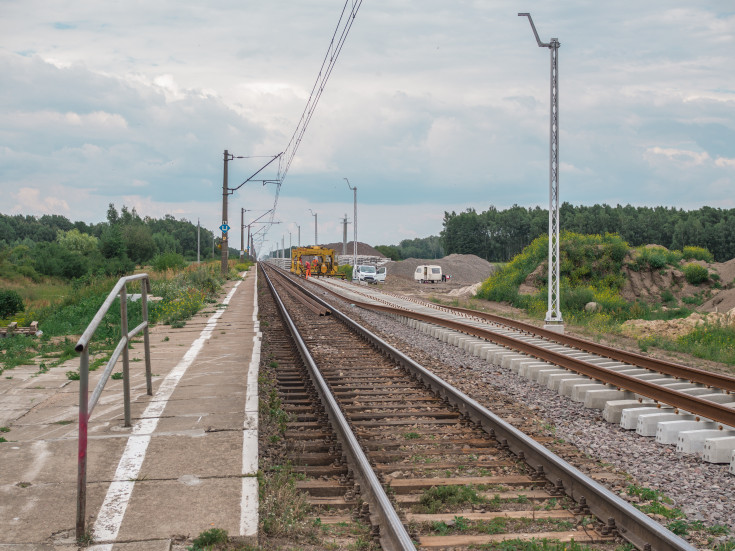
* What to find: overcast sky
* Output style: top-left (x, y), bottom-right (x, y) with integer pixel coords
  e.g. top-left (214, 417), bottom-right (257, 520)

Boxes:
top-left (1, 1), bottom-right (733, 254)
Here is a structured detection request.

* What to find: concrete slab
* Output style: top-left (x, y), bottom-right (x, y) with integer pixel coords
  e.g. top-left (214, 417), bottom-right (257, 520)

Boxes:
top-left (655, 420), bottom-right (717, 445)
top-left (518, 363), bottom-right (557, 379)
top-left (620, 407), bottom-right (673, 430)
top-left (0, 481), bottom-right (109, 544)
top-left (677, 430), bottom-right (735, 454)
top-left (500, 353), bottom-right (529, 370)
top-left (537, 369), bottom-right (570, 386)
top-left (703, 436), bottom-right (735, 463)
top-left (699, 393), bottom-right (735, 405)
top-left (546, 372), bottom-right (580, 390)
top-left (602, 400), bottom-right (655, 423)
top-left (558, 377), bottom-right (592, 397)
top-left (584, 389), bottom-right (635, 410)
top-left (571, 383), bottom-right (611, 402)
top-left (114, 477), bottom-right (244, 541)
top-left (637, 413), bottom-right (695, 437)
top-left (0, 435), bottom-right (128, 483)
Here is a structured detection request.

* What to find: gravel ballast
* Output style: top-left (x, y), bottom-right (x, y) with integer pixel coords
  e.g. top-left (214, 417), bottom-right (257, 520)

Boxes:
top-left (307, 281), bottom-right (735, 543)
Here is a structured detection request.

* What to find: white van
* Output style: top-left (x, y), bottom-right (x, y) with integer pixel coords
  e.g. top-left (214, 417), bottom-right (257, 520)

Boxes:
top-left (352, 264), bottom-right (377, 284)
top-left (375, 266), bottom-right (386, 283)
top-left (414, 264), bottom-right (442, 283)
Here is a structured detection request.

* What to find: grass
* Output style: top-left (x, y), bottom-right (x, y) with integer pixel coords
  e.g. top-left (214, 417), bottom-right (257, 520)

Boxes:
top-left (474, 233), bottom-right (735, 363)
top-left (417, 485), bottom-right (487, 514)
top-left (0, 264), bottom-right (226, 375)
top-left (635, 322), bottom-right (735, 365)
top-left (627, 484), bottom-right (684, 519)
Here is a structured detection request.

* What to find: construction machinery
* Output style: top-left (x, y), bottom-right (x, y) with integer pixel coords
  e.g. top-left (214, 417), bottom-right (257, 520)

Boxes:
top-left (290, 246), bottom-right (342, 278)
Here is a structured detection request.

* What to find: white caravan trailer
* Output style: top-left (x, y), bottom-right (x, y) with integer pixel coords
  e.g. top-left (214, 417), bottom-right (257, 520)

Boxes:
top-left (414, 265), bottom-right (442, 283)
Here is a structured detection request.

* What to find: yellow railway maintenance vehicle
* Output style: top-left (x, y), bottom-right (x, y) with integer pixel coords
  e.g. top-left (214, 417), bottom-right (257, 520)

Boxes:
top-left (290, 246), bottom-right (343, 278)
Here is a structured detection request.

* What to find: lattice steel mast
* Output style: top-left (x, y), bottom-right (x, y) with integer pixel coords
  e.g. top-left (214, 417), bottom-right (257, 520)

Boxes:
top-left (519, 13), bottom-right (563, 332)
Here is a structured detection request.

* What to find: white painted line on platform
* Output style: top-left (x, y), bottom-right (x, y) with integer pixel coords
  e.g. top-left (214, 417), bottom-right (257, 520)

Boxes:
top-left (89, 280), bottom-right (243, 549)
top-left (241, 267), bottom-right (261, 537)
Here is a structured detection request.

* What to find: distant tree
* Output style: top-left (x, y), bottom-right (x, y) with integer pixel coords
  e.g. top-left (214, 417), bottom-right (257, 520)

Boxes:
top-left (56, 228), bottom-right (99, 255)
top-left (0, 289), bottom-right (24, 318)
top-left (122, 224), bottom-right (156, 264)
top-left (375, 245), bottom-right (401, 260)
top-left (32, 242), bottom-right (88, 279)
top-left (153, 231), bottom-right (181, 254)
top-left (107, 203), bottom-right (120, 226)
top-left (99, 225), bottom-right (126, 259)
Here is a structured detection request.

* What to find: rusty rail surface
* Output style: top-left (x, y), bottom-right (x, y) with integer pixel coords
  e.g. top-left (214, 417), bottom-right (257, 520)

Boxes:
top-left (263, 263), bottom-right (696, 551)
top-left (262, 265), bottom-right (415, 550)
top-left (302, 276), bottom-right (735, 429)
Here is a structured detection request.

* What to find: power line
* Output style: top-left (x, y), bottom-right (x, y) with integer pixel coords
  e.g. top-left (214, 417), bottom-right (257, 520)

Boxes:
top-left (277, 0), bottom-right (363, 185)
top-left (259, 0), bottom-right (363, 250)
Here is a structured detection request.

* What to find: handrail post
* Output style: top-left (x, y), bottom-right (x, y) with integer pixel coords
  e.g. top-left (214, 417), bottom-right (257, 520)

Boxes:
top-left (141, 278), bottom-right (153, 396)
top-left (76, 347), bottom-right (90, 540)
top-left (120, 285), bottom-right (131, 427)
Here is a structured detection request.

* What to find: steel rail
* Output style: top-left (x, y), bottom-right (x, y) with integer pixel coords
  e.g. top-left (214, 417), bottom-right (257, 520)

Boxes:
top-left (355, 299), bottom-right (735, 429)
top-left (317, 277), bottom-right (735, 392)
top-left (427, 302), bottom-right (735, 393)
top-left (301, 276), bottom-right (735, 428)
top-left (261, 266), bottom-right (415, 551)
top-left (263, 264), bottom-right (696, 551)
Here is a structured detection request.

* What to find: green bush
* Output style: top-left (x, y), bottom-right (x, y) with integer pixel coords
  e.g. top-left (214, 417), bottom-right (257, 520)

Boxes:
top-left (683, 263), bottom-right (709, 284)
top-left (647, 253), bottom-right (667, 270)
top-left (682, 246), bottom-right (713, 262)
top-left (561, 286), bottom-right (594, 312)
top-left (152, 252), bottom-right (187, 272)
top-left (0, 290), bottom-right (24, 318)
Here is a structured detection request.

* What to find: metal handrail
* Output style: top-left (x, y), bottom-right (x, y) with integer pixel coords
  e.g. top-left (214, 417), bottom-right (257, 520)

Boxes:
top-left (75, 273), bottom-right (153, 539)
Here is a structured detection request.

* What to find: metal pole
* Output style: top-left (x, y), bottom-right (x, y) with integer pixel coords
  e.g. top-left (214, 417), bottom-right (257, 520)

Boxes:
top-left (309, 210), bottom-right (318, 246)
top-left (76, 348), bottom-right (89, 539)
top-left (197, 218), bottom-right (200, 264)
top-left (221, 150), bottom-right (230, 275)
top-left (342, 214), bottom-right (347, 256)
top-left (247, 224), bottom-right (251, 262)
top-left (519, 13), bottom-right (563, 332)
top-left (298, 225), bottom-right (301, 247)
top-left (120, 285), bottom-right (131, 427)
top-left (240, 207), bottom-right (245, 260)
top-left (547, 38), bottom-right (562, 328)
top-left (345, 178), bottom-right (357, 269)
top-left (141, 278), bottom-right (152, 396)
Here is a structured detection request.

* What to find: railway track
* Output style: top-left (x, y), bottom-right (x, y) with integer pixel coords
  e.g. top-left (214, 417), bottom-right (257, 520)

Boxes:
top-left (305, 275), bottom-right (735, 469)
top-left (259, 263), bottom-right (695, 551)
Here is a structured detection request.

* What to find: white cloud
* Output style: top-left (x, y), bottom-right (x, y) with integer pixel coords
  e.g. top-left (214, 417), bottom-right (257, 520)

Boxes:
top-left (645, 147), bottom-right (712, 166)
top-left (0, 0), bottom-right (734, 246)
top-left (11, 187), bottom-right (70, 214)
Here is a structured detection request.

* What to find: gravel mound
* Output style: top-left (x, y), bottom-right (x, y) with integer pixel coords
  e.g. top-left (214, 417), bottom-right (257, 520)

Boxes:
top-left (385, 253), bottom-right (495, 285)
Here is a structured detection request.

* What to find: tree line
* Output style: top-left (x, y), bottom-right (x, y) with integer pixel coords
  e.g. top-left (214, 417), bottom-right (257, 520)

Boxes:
top-left (375, 236), bottom-right (445, 261)
top-left (440, 204), bottom-right (735, 263)
top-left (0, 205), bottom-right (223, 280)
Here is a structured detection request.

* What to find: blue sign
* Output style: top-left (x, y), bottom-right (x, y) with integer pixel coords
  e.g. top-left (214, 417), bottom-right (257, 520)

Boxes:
top-left (219, 223), bottom-right (231, 233)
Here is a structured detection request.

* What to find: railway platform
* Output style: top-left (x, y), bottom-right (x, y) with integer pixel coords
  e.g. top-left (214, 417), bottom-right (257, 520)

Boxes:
top-left (0, 269), bottom-right (260, 549)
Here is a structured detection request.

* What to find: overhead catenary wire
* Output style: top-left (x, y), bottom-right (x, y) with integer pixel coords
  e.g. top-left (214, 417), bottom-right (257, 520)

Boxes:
top-left (254, 0), bottom-right (362, 252)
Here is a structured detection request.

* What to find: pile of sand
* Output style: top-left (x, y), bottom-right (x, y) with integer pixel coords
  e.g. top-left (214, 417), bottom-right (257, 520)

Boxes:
top-left (384, 254), bottom-right (496, 286)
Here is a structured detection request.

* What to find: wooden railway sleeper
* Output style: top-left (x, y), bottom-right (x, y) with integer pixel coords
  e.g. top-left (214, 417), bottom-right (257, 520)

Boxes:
top-left (264, 264), bottom-right (697, 551)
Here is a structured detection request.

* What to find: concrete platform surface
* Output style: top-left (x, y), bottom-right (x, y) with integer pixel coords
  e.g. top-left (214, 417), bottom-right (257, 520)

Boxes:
top-left (0, 270), bottom-right (260, 549)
